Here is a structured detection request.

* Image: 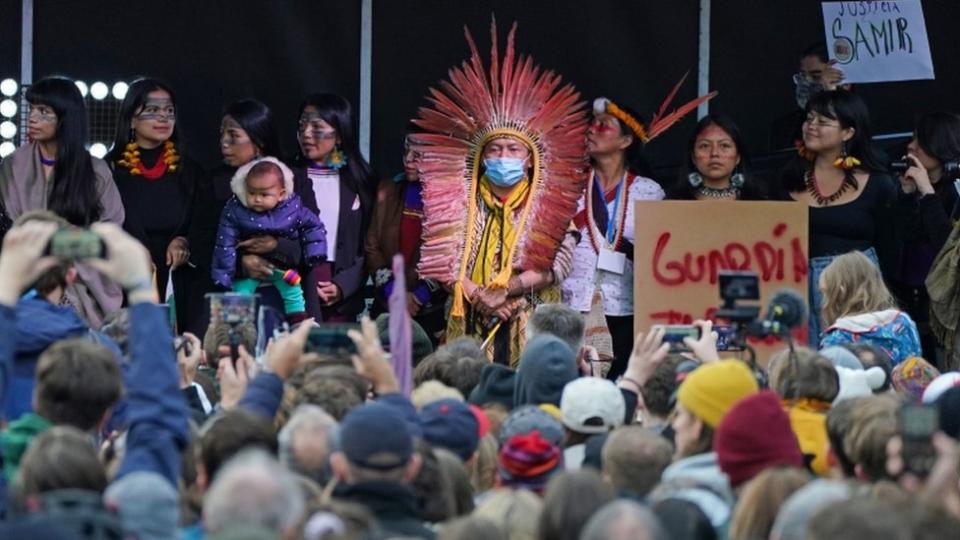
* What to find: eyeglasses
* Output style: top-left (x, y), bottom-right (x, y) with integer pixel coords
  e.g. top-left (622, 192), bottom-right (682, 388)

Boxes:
top-left (803, 115), bottom-right (840, 129)
top-left (793, 71), bottom-right (824, 85)
top-left (27, 107), bottom-right (57, 123)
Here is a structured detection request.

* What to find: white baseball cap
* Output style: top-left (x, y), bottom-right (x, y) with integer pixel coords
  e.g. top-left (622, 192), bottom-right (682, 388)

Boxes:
top-left (560, 377), bottom-right (625, 434)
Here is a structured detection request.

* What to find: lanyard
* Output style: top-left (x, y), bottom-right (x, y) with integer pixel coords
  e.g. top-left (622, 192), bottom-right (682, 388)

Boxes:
top-left (603, 174), bottom-right (626, 244)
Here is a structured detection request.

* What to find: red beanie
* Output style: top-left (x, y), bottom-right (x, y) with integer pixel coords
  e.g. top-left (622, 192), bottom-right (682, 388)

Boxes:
top-left (714, 390), bottom-right (805, 488)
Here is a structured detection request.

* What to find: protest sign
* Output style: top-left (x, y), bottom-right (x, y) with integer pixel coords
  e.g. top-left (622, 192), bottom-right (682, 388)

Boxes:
top-left (633, 201), bottom-right (810, 363)
top-left (822, 1), bottom-right (934, 83)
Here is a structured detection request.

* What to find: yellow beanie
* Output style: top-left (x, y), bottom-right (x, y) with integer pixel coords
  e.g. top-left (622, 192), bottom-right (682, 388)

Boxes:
top-left (677, 360), bottom-right (759, 428)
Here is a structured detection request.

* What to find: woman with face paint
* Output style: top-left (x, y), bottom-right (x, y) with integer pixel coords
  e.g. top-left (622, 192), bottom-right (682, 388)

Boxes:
top-left (291, 93), bottom-right (377, 322)
top-left (562, 92), bottom-right (711, 381)
top-left (365, 130), bottom-right (447, 345)
top-left (0, 76), bottom-right (126, 328)
top-left (107, 79), bottom-right (204, 327)
top-left (184, 99), bottom-right (298, 335)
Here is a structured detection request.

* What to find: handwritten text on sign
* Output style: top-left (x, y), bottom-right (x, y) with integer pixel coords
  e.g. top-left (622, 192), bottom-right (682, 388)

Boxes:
top-left (634, 201), bottom-right (810, 357)
top-left (821, 1), bottom-right (934, 84)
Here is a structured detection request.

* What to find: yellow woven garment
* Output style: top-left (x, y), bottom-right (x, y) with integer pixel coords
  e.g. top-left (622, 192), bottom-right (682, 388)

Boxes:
top-left (470, 177), bottom-right (531, 288)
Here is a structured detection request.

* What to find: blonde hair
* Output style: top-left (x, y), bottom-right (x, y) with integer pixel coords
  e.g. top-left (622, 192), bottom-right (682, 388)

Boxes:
top-left (728, 467), bottom-right (810, 540)
top-left (474, 488), bottom-right (543, 540)
top-left (819, 252), bottom-right (896, 327)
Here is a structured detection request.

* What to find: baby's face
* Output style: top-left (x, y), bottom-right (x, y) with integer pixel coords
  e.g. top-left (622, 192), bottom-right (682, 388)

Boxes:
top-left (245, 171), bottom-right (285, 212)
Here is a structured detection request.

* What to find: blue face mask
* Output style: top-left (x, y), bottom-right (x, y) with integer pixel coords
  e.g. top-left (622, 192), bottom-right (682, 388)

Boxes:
top-left (483, 157), bottom-right (527, 187)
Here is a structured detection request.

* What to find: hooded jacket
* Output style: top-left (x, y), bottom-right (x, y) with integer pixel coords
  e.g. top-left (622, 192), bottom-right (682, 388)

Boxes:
top-left (4, 295), bottom-right (90, 422)
top-left (513, 335), bottom-right (578, 408)
top-left (660, 452), bottom-right (735, 535)
top-left (211, 158), bottom-right (328, 289)
top-left (820, 309), bottom-right (921, 366)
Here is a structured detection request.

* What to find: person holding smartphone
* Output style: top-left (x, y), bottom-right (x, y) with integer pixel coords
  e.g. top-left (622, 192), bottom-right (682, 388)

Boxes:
top-left (893, 112), bottom-right (960, 363)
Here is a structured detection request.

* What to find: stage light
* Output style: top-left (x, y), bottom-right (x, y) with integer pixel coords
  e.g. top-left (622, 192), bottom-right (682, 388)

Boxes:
top-left (0, 79), bottom-right (17, 98)
top-left (90, 82), bottom-right (108, 100)
top-left (88, 142), bottom-right (107, 158)
top-left (0, 142), bottom-right (14, 158)
top-left (0, 121), bottom-right (15, 139)
top-left (75, 80), bottom-right (89, 97)
top-left (0, 99), bottom-right (16, 118)
top-left (112, 82), bottom-right (128, 100)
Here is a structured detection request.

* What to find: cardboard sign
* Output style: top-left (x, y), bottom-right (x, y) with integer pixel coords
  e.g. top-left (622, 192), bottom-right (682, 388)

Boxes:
top-left (633, 201), bottom-right (810, 363)
top-left (821, 1), bottom-right (935, 84)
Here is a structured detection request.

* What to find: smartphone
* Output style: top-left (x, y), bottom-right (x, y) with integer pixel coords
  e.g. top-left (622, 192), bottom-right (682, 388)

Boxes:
top-left (900, 404), bottom-right (938, 477)
top-left (714, 324), bottom-right (741, 352)
top-left (44, 229), bottom-right (105, 259)
top-left (305, 325), bottom-right (359, 355)
top-left (206, 293), bottom-right (257, 326)
top-left (654, 325), bottom-right (700, 352)
top-left (206, 293), bottom-right (258, 364)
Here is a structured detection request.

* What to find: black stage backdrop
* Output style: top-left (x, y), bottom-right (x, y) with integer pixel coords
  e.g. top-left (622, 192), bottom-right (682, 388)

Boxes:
top-left (2, 0), bottom-right (959, 178)
top-left (24, 0), bottom-right (361, 166)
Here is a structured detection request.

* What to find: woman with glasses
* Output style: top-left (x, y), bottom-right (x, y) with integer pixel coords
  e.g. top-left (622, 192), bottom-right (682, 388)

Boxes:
top-left (365, 132), bottom-right (446, 344)
top-left (107, 79), bottom-right (203, 323)
top-left (775, 89), bottom-right (897, 345)
top-left (291, 93), bottom-right (377, 322)
top-left (0, 76), bottom-right (125, 329)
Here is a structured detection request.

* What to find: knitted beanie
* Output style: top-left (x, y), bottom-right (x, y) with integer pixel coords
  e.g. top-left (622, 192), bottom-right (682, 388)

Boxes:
top-left (676, 360), bottom-right (758, 428)
top-left (714, 391), bottom-right (805, 487)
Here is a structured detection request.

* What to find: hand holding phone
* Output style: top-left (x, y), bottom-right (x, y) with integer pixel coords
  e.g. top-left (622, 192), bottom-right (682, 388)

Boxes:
top-left (900, 404), bottom-right (939, 478)
top-left (44, 229), bottom-right (106, 259)
top-left (655, 324), bottom-right (701, 353)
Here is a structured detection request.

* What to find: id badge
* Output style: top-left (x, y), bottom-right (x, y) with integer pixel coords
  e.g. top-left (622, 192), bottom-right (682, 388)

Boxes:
top-left (597, 248), bottom-right (626, 275)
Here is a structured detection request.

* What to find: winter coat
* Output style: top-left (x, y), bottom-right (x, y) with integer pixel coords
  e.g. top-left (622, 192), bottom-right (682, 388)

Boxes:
top-left (820, 309), bottom-right (922, 366)
top-left (211, 193), bottom-right (327, 289)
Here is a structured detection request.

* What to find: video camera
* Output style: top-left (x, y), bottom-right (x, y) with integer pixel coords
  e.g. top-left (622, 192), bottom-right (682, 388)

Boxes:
top-left (715, 271), bottom-right (807, 349)
top-left (890, 157), bottom-right (960, 181)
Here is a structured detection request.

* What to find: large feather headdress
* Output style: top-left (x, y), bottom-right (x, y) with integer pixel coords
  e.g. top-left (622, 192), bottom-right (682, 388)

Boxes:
top-left (411, 19), bottom-right (589, 318)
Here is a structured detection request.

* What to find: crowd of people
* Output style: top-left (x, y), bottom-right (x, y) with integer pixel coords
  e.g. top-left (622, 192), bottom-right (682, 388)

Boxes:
top-left (0, 21), bottom-right (958, 540)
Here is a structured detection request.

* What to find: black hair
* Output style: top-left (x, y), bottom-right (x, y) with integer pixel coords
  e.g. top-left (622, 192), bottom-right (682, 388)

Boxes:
top-left (801, 42), bottom-right (830, 63)
top-left (779, 89), bottom-right (885, 194)
top-left (591, 99), bottom-right (655, 179)
top-left (915, 112), bottom-right (960, 165)
top-left (668, 113), bottom-right (766, 200)
top-left (222, 99), bottom-right (282, 158)
top-left (25, 77), bottom-right (102, 226)
top-left (106, 78), bottom-right (180, 162)
top-left (293, 93), bottom-right (377, 223)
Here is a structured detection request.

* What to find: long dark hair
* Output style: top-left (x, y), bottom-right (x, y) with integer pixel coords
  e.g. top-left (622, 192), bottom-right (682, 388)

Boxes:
top-left (915, 112), bottom-right (960, 165)
top-left (669, 114), bottom-right (765, 200)
top-left (222, 99), bottom-right (282, 158)
top-left (106, 78), bottom-right (180, 162)
top-left (25, 77), bottom-right (102, 226)
top-left (293, 93), bottom-right (377, 216)
top-left (779, 89), bottom-right (885, 194)
top-left (592, 100), bottom-right (655, 179)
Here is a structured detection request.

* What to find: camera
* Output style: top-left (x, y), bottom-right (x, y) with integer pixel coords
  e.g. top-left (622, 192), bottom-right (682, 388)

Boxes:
top-left (714, 271), bottom-right (807, 348)
top-left (44, 229), bottom-right (105, 259)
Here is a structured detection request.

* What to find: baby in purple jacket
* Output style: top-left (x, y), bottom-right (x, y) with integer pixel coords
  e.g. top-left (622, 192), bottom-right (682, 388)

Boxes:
top-left (211, 157), bottom-right (327, 322)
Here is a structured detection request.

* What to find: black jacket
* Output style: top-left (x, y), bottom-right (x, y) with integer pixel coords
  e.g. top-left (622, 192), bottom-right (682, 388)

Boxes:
top-left (294, 167), bottom-right (372, 317)
top-left (334, 480), bottom-right (436, 539)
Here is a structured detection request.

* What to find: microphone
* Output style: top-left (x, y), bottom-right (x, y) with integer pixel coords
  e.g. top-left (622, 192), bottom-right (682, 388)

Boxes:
top-left (746, 289), bottom-right (807, 338)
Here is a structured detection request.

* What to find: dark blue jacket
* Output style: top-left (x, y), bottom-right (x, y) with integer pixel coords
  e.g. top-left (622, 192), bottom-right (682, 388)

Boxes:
top-left (5, 295), bottom-right (95, 422)
top-left (0, 304), bottom-right (15, 517)
top-left (211, 193), bottom-right (328, 289)
top-left (115, 303), bottom-right (189, 487)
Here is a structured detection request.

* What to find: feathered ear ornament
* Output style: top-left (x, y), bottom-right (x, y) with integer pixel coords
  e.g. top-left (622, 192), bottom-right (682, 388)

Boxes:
top-left (643, 72), bottom-right (718, 143)
top-left (593, 73), bottom-right (716, 145)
